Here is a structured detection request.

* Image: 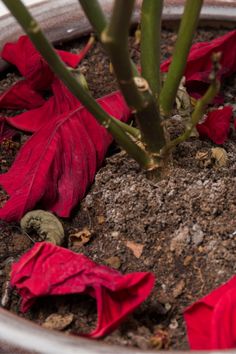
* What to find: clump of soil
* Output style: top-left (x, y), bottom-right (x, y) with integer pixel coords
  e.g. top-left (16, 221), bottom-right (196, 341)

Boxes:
top-left (0, 28), bottom-right (236, 351)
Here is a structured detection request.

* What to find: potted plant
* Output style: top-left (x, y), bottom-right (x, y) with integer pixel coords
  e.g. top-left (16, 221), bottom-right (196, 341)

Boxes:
top-left (0, 0), bottom-right (236, 352)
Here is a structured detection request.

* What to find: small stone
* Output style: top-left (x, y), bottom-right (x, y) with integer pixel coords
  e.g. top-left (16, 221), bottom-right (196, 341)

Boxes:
top-left (183, 255), bottom-right (193, 266)
top-left (42, 313), bottom-right (74, 331)
top-left (170, 225), bottom-right (190, 255)
top-left (191, 224), bottom-right (204, 246)
top-left (173, 279), bottom-right (185, 298)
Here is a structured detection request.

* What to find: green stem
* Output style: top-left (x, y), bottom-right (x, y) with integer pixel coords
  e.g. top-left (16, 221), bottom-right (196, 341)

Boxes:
top-left (161, 77), bottom-right (220, 156)
top-left (78, 0), bottom-right (107, 39)
top-left (3, 0), bottom-right (151, 169)
top-left (141, 0), bottom-right (163, 101)
top-left (101, 0), bottom-right (166, 154)
top-left (160, 0), bottom-right (203, 116)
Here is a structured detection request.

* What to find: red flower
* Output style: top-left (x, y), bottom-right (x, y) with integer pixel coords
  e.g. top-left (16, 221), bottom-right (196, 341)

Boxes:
top-left (184, 276), bottom-right (236, 349)
top-left (11, 242), bottom-right (155, 338)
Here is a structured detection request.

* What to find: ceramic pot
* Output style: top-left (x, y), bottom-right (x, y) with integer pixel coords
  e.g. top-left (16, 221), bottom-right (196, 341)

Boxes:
top-left (0, 1), bottom-right (235, 353)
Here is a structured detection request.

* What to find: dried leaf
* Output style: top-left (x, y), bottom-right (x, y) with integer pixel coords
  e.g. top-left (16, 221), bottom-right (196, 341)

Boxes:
top-left (69, 227), bottom-right (92, 248)
top-left (105, 256), bottom-right (121, 269)
top-left (211, 147), bottom-right (228, 168)
top-left (20, 210), bottom-right (64, 245)
top-left (125, 241), bottom-right (144, 258)
top-left (150, 328), bottom-right (170, 349)
top-left (42, 313), bottom-right (74, 331)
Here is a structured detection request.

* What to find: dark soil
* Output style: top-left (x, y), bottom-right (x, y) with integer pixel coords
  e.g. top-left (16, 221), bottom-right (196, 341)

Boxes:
top-left (0, 27), bottom-right (236, 351)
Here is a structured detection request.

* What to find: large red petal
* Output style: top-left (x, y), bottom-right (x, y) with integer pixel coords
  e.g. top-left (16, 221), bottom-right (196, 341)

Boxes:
top-left (11, 242), bottom-right (155, 338)
top-left (184, 276), bottom-right (236, 350)
top-left (0, 92), bottom-right (130, 221)
top-left (197, 106), bottom-right (233, 144)
top-left (5, 79), bottom-right (81, 132)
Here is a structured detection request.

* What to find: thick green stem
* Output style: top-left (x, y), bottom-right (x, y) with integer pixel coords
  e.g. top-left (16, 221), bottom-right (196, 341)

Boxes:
top-left (3, 0), bottom-right (152, 169)
top-left (78, 0), bottom-right (107, 39)
top-left (101, 0), bottom-right (166, 154)
top-left (160, 0), bottom-right (203, 116)
top-left (141, 0), bottom-right (163, 101)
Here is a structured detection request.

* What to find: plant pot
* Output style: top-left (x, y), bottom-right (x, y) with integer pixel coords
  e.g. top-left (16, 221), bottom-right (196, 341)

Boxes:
top-left (0, 1), bottom-right (236, 353)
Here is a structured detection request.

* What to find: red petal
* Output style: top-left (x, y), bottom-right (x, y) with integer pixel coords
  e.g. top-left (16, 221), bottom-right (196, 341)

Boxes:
top-left (11, 242), bottom-right (155, 338)
top-left (0, 80), bottom-right (45, 110)
top-left (184, 276), bottom-right (236, 349)
top-left (161, 30), bottom-right (236, 95)
top-left (1, 35), bottom-right (93, 91)
top-left (197, 106), bottom-right (232, 144)
top-left (5, 79), bottom-right (81, 132)
top-left (0, 117), bottom-right (17, 143)
top-left (0, 91), bottom-right (130, 221)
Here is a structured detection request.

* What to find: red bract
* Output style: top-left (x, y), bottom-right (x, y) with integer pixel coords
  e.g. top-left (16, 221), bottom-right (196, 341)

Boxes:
top-left (161, 30), bottom-right (236, 96)
top-left (0, 117), bottom-right (17, 143)
top-left (197, 106), bottom-right (233, 144)
top-left (1, 35), bottom-right (90, 91)
top-left (0, 36), bottom-right (130, 221)
top-left (184, 276), bottom-right (236, 350)
top-left (0, 89), bottom-right (129, 221)
top-left (11, 242), bottom-right (155, 338)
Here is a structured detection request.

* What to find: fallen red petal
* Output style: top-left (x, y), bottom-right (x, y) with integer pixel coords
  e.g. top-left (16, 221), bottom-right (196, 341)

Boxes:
top-left (1, 35), bottom-right (92, 91)
top-left (0, 80), bottom-right (45, 110)
top-left (0, 91), bottom-right (130, 221)
top-left (11, 242), bottom-right (155, 338)
top-left (161, 30), bottom-right (236, 96)
top-left (196, 106), bottom-right (233, 144)
top-left (184, 276), bottom-right (236, 350)
top-left (0, 117), bottom-right (17, 143)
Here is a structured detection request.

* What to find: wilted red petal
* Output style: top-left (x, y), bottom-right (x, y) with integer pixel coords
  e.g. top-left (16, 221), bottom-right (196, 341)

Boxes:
top-left (1, 35), bottom-right (93, 91)
top-left (197, 106), bottom-right (232, 144)
top-left (161, 30), bottom-right (236, 95)
top-left (0, 80), bottom-right (45, 110)
top-left (11, 242), bottom-right (155, 338)
top-left (0, 91), bottom-right (130, 221)
top-left (184, 276), bottom-right (236, 350)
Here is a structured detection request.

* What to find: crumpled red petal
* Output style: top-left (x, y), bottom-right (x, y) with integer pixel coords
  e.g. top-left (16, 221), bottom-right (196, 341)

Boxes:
top-left (161, 30), bottom-right (236, 96)
top-left (197, 106), bottom-right (233, 144)
top-left (11, 242), bottom-right (155, 338)
top-left (0, 90), bottom-right (130, 221)
top-left (184, 276), bottom-right (236, 350)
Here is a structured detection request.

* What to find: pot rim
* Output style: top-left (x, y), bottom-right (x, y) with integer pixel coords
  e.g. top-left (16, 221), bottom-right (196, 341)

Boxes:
top-left (0, 1), bottom-right (236, 353)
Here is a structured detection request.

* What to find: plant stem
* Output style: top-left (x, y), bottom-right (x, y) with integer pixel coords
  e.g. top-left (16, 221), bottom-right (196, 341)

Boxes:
top-left (78, 0), bottom-right (107, 39)
top-left (3, 0), bottom-right (152, 169)
top-left (161, 59), bottom-right (220, 156)
top-left (141, 0), bottom-right (163, 101)
top-left (101, 0), bottom-right (166, 154)
top-left (160, 0), bottom-right (204, 116)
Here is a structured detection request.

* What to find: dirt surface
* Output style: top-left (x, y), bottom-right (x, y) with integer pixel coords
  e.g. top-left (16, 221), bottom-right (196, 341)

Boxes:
top-left (0, 28), bottom-right (236, 351)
